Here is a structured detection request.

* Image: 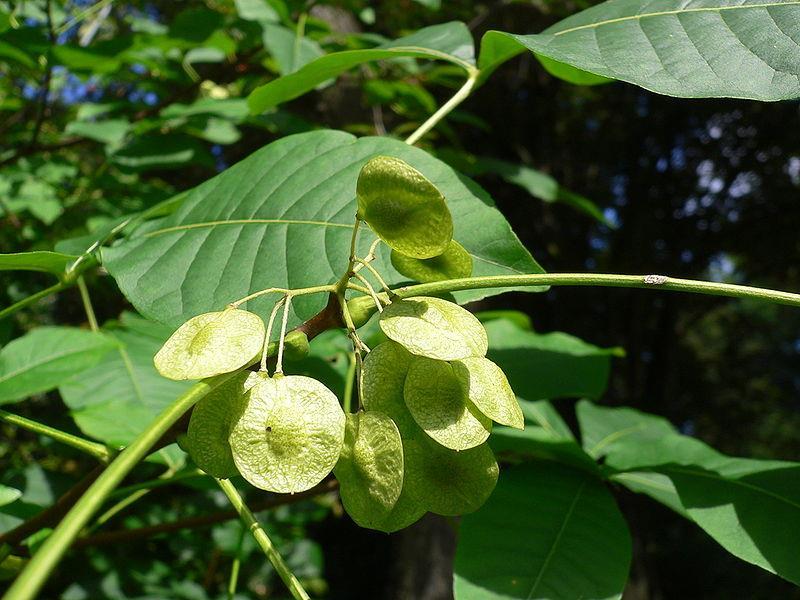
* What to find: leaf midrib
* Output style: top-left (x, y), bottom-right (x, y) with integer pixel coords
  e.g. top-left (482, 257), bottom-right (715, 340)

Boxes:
top-left (527, 479), bottom-right (587, 599)
top-left (551, 1), bottom-right (800, 37)
top-left (0, 342), bottom-right (111, 387)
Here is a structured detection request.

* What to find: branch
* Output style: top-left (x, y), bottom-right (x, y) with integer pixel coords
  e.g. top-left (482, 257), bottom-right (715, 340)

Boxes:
top-left (70, 480), bottom-right (338, 551)
top-left (391, 273), bottom-right (800, 307)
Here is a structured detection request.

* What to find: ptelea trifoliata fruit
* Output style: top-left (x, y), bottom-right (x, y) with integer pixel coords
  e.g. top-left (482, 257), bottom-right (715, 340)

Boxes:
top-left (451, 356), bottom-right (524, 429)
top-left (155, 308), bottom-right (265, 380)
top-left (379, 297), bottom-right (488, 361)
top-left (390, 240), bottom-right (472, 283)
top-left (360, 341), bottom-right (419, 436)
top-left (334, 411), bottom-right (404, 527)
top-left (404, 356), bottom-right (491, 451)
top-left (356, 156), bottom-right (452, 259)
top-left (403, 433), bottom-right (498, 517)
top-left (185, 371), bottom-right (257, 478)
top-left (230, 373), bottom-right (345, 493)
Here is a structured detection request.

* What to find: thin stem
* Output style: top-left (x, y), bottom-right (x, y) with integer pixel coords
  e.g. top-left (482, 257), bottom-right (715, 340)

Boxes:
top-left (76, 275), bottom-right (98, 331)
top-left (0, 281), bottom-right (70, 322)
top-left (57, 0), bottom-right (114, 34)
top-left (352, 272), bottom-right (383, 312)
top-left (231, 287), bottom-right (289, 308)
top-left (89, 466), bottom-right (179, 533)
top-left (405, 70), bottom-right (479, 145)
top-left (262, 297), bottom-right (287, 372)
top-left (352, 238), bottom-right (382, 274)
top-left (354, 258), bottom-right (393, 296)
top-left (227, 526), bottom-right (245, 600)
top-left (0, 409), bottom-right (111, 463)
top-left (108, 468), bottom-right (204, 500)
top-left (216, 479), bottom-right (311, 600)
top-left (390, 273), bottom-right (800, 307)
top-left (4, 375), bottom-right (237, 600)
top-left (274, 295), bottom-right (293, 375)
top-left (343, 352), bottom-right (356, 413)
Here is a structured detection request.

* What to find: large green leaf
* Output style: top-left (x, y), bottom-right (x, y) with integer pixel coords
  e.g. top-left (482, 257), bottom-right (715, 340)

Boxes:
top-left (480, 0), bottom-right (800, 100)
top-left (103, 130), bottom-right (542, 329)
top-left (0, 251), bottom-right (77, 278)
top-left (59, 313), bottom-right (193, 467)
top-left (0, 328), bottom-right (117, 405)
top-left (486, 319), bottom-right (621, 401)
top-left (454, 462), bottom-right (631, 600)
top-left (577, 402), bottom-right (800, 584)
top-left (248, 22), bottom-right (475, 112)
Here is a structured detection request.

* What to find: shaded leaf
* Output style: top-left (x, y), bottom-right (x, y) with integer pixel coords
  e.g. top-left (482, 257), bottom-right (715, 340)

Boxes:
top-left (248, 22), bottom-right (475, 112)
top-left (263, 23), bottom-right (324, 75)
top-left (454, 462), bottom-right (631, 600)
top-left (486, 319), bottom-right (621, 401)
top-left (580, 402), bottom-right (800, 585)
top-left (0, 251), bottom-right (76, 277)
top-left (59, 313), bottom-right (193, 465)
top-left (0, 328), bottom-right (117, 405)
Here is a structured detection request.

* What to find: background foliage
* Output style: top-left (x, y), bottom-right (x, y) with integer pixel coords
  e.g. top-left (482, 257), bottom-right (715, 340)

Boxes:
top-left (2, 0), bottom-right (800, 598)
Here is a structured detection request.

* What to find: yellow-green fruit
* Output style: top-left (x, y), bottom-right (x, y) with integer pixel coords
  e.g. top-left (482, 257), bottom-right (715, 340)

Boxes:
top-left (185, 371), bottom-right (253, 478)
top-left (335, 411), bottom-right (404, 528)
top-left (356, 156), bottom-right (452, 259)
top-left (404, 434), bottom-right (498, 517)
top-left (404, 356), bottom-right (491, 451)
top-left (379, 296), bottom-right (488, 361)
top-left (230, 373), bottom-right (345, 493)
top-left (155, 308), bottom-right (265, 380)
top-left (452, 356), bottom-right (524, 429)
top-left (390, 240), bottom-right (472, 283)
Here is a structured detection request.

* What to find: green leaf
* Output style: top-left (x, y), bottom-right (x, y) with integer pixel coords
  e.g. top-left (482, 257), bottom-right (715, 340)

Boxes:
top-left (65, 119), bottom-right (129, 147)
top-left (111, 134), bottom-right (213, 172)
top-left (454, 462), bottom-right (631, 600)
top-left (485, 319), bottom-right (621, 401)
top-left (0, 251), bottom-right (77, 277)
top-left (479, 0), bottom-right (800, 100)
top-left (235, 0), bottom-right (281, 22)
top-left (58, 314), bottom-right (193, 466)
top-left (357, 155), bottom-right (453, 259)
top-left (0, 328), bottom-right (117, 406)
top-left (575, 400), bottom-right (677, 459)
top-left (0, 485), bottom-right (21, 508)
top-left (536, 54), bottom-right (614, 86)
top-left (262, 23), bottom-right (324, 75)
top-left (103, 130), bottom-right (542, 329)
top-left (519, 399), bottom-right (574, 440)
top-left (490, 426), bottom-right (599, 475)
top-left (471, 157), bottom-right (611, 227)
top-left (248, 22), bottom-right (475, 112)
top-left (579, 402), bottom-right (800, 584)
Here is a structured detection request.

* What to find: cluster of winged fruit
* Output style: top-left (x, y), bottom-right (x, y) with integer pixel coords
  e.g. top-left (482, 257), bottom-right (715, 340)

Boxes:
top-left (151, 154), bottom-right (524, 532)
